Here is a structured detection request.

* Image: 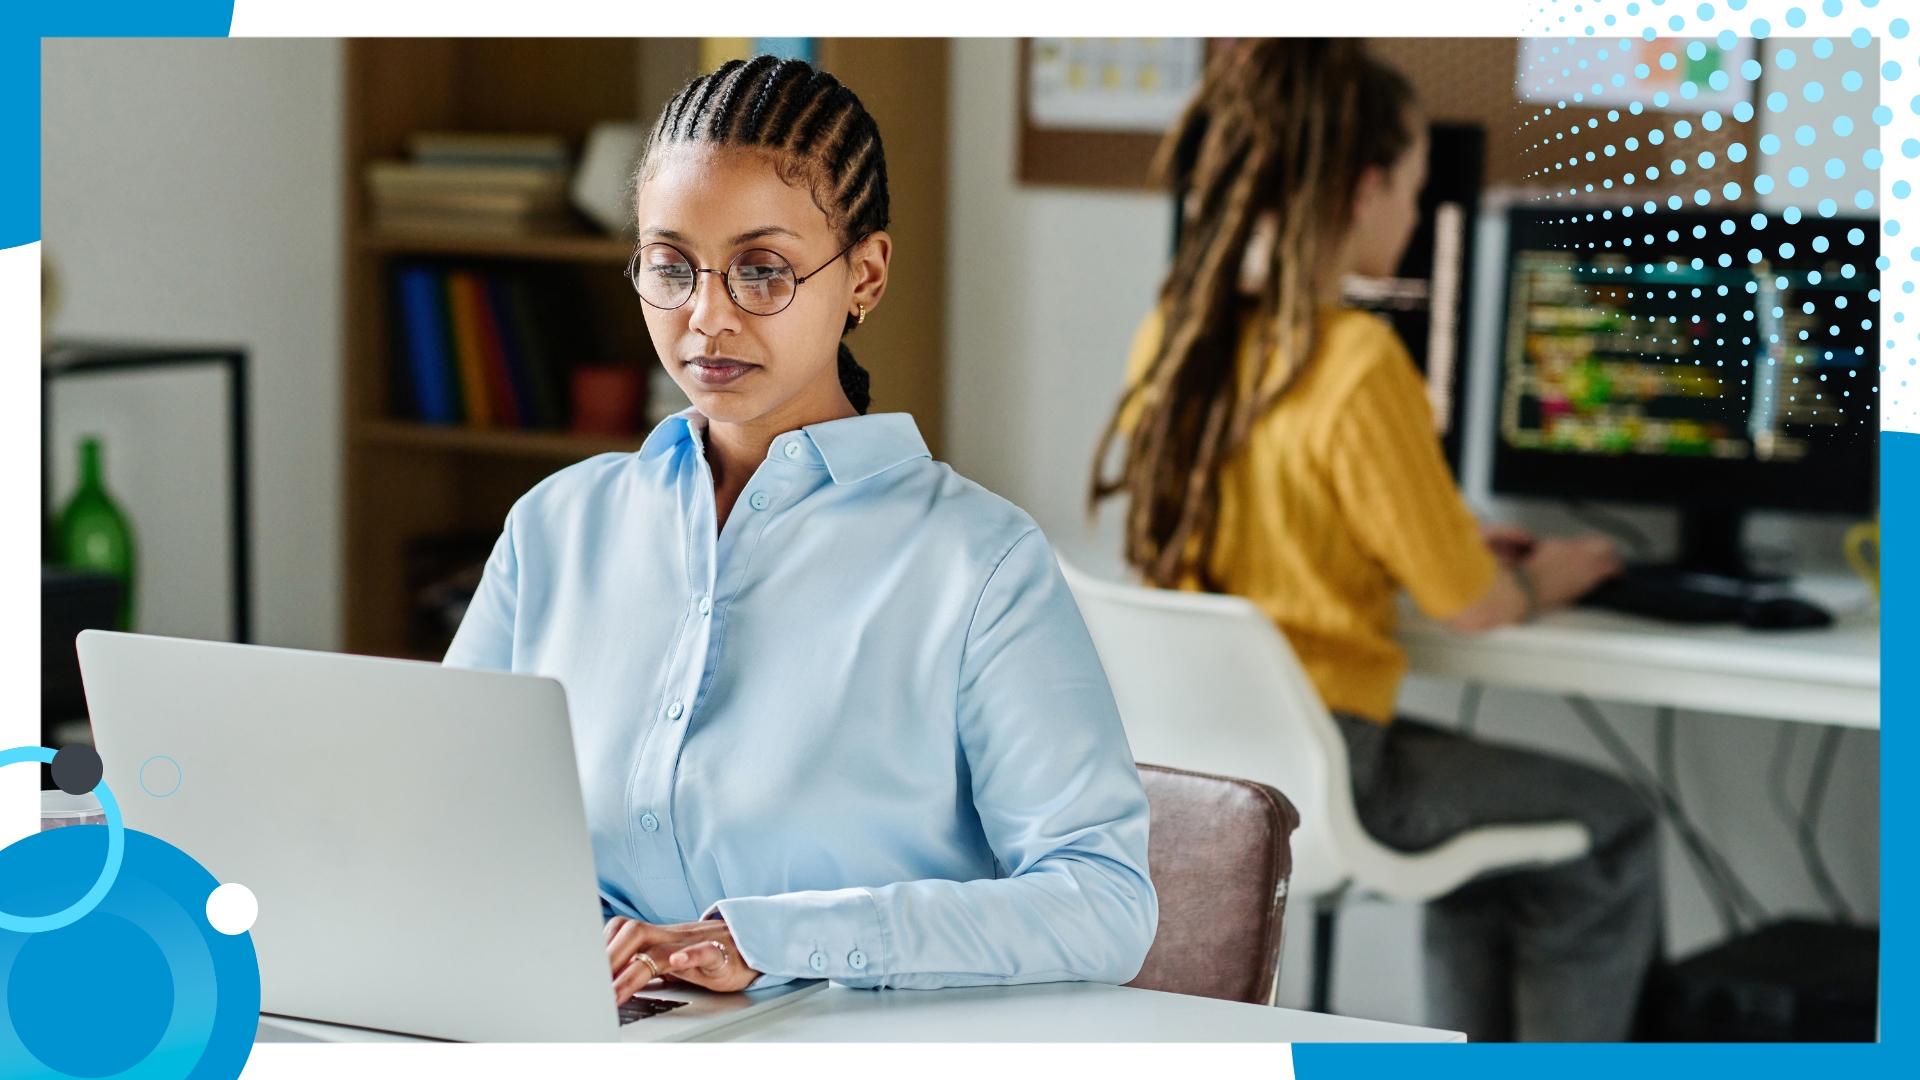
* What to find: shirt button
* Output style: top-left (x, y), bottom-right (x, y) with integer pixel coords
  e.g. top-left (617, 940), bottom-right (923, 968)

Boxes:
top-left (783, 440), bottom-right (802, 459)
top-left (808, 951), bottom-right (827, 972)
top-left (640, 813), bottom-right (659, 833)
top-left (749, 491), bottom-right (771, 511)
top-left (848, 950), bottom-right (867, 971)
top-left (697, 596), bottom-right (711, 616)
top-left (667, 700), bottom-right (684, 719)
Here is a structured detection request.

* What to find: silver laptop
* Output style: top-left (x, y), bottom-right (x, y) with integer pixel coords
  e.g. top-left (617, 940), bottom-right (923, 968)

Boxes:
top-left (77, 630), bottom-right (820, 1043)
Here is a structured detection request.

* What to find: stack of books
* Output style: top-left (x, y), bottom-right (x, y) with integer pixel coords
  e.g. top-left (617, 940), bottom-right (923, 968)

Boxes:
top-left (389, 262), bottom-right (598, 430)
top-left (367, 132), bottom-right (573, 236)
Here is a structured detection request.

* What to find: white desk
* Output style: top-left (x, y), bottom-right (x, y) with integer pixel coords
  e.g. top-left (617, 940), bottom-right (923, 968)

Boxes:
top-left (255, 982), bottom-right (1461, 1044)
top-left (1397, 574), bottom-right (1879, 729)
top-left (695, 982), bottom-right (1459, 1042)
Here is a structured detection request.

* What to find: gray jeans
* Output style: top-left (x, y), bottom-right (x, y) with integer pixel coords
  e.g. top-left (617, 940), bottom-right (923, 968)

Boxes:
top-left (1333, 713), bottom-right (1660, 1042)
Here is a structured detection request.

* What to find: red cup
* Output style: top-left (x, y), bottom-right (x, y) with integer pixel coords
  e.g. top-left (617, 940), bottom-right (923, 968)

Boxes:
top-left (571, 366), bottom-right (641, 436)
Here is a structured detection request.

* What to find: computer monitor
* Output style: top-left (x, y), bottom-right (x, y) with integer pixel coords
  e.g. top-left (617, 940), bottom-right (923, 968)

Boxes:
top-left (1490, 206), bottom-right (1879, 578)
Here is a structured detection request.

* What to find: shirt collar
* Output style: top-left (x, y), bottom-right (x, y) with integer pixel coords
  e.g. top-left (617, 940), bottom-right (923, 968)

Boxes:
top-left (638, 408), bottom-right (701, 462)
top-left (805, 413), bottom-right (931, 485)
top-left (638, 408), bottom-right (930, 486)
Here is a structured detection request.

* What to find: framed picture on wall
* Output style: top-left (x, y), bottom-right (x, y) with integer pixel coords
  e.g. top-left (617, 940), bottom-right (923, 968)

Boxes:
top-left (1017, 38), bottom-right (1206, 189)
top-left (43, 344), bottom-right (252, 645)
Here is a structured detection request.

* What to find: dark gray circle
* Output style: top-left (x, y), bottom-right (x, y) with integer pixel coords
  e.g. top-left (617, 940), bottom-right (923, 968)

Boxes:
top-left (51, 744), bottom-right (103, 795)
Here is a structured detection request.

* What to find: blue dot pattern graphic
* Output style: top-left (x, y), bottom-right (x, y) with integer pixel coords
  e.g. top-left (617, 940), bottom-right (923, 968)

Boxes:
top-left (1515, 1), bottom-right (1920, 426)
top-left (0, 825), bottom-right (259, 1079)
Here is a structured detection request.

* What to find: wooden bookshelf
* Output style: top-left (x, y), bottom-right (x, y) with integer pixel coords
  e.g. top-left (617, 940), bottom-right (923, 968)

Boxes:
top-left (352, 229), bottom-right (635, 265)
top-left (341, 39), bottom-right (948, 658)
top-left (354, 419), bottom-right (645, 460)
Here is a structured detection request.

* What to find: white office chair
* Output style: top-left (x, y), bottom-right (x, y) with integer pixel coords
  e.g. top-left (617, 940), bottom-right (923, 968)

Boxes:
top-left (1060, 561), bottom-right (1591, 1011)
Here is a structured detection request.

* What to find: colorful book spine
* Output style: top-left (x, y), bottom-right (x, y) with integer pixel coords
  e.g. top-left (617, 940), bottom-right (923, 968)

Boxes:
top-left (499, 277), bottom-right (550, 429)
top-left (396, 266), bottom-right (458, 424)
top-left (468, 278), bottom-right (522, 428)
top-left (486, 275), bottom-right (542, 428)
top-left (436, 274), bottom-right (467, 425)
top-left (387, 271), bottom-right (418, 420)
top-left (391, 262), bottom-right (606, 432)
top-left (443, 271), bottom-right (495, 428)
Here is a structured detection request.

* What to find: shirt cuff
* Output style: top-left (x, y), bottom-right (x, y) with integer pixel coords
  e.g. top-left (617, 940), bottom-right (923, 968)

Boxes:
top-left (695, 905), bottom-right (798, 992)
top-left (710, 888), bottom-right (887, 982)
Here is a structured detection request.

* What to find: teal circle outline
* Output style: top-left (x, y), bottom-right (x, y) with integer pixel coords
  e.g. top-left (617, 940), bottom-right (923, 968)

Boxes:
top-left (0, 745), bottom-right (125, 932)
top-left (139, 756), bottom-right (181, 798)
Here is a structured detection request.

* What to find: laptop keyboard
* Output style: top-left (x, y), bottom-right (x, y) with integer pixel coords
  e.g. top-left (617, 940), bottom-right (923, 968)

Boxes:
top-left (618, 996), bottom-right (690, 1024)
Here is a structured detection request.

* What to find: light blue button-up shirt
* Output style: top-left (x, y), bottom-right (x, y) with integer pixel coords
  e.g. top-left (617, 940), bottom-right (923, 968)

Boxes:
top-left (445, 411), bottom-right (1156, 989)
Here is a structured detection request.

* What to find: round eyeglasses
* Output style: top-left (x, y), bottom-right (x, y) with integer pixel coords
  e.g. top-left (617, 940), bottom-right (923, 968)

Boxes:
top-left (626, 234), bottom-right (868, 317)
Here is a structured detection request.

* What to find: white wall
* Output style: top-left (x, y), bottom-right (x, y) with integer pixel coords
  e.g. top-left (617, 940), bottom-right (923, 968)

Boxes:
top-left (945, 38), bottom-right (1171, 580)
top-left (42, 38), bottom-right (343, 651)
top-left (946, 38), bottom-right (1879, 1028)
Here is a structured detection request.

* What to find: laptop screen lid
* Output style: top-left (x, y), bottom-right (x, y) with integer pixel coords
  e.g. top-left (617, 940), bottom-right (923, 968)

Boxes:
top-left (77, 630), bottom-right (619, 1042)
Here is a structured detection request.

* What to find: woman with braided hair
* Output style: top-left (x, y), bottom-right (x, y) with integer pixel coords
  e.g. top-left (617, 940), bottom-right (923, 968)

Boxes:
top-left (449, 57), bottom-right (1155, 1002)
top-left (1095, 40), bottom-right (1657, 1041)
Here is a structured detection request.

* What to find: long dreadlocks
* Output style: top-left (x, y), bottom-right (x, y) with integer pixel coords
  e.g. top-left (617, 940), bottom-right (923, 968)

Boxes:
top-left (1091, 40), bottom-right (1416, 588)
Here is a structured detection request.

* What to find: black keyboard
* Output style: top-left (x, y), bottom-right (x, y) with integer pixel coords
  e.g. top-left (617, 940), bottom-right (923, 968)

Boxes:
top-left (618, 995), bottom-right (689, 1024)
top-left (1579, 567), bottom-right (1832, 630)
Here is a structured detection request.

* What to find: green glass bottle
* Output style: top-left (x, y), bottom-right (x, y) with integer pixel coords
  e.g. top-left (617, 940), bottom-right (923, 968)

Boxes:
top-left (58, 437), bottom-right (136, 630)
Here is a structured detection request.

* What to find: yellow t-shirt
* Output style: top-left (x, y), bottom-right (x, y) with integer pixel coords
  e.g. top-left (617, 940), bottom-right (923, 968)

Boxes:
top-left (1121, 307), bottom-right (1498, 723)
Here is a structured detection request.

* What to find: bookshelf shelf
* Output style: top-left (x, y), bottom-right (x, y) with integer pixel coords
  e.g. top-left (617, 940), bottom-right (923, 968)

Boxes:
top-left (355, 419), bottom-right (643, 460)
top-left (353, 228), bottom-right (634, 265)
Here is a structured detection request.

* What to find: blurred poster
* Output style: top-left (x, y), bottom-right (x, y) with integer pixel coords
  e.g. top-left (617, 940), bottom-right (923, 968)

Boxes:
top-left (1029, 38), bottom-right (1204, 132)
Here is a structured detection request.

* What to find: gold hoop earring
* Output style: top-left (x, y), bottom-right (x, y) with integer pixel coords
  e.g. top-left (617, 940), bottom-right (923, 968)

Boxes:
top-left (856, 304), bottom-right (867, 326)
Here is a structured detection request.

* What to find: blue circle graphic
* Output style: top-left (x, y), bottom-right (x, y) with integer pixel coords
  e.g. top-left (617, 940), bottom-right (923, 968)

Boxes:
top-left (140, 757), bottom-right (182, 799)
top-left (0, 746), bottom-right (123, 933)
top-left (9, 912), bottom-right (173, 1076)
top-left (1, 827), bottom-right (260, 1080)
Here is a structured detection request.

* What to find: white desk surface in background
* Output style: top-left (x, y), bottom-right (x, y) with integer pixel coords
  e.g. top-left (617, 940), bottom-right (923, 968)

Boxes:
top-left (1397, 574), bottom-right (1879, 729)
top-left (257, 982), bottom-right (1461, 1044)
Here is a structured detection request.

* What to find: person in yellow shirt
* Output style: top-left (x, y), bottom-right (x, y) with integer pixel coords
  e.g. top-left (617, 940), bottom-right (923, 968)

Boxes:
top-left (1093, 40), bottom-right (1656, 1042)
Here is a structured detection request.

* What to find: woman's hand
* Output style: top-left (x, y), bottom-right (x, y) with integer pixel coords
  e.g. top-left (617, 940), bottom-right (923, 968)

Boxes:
top-left (1481, 523), bottom-right (1536, 566)
top-left (1521, 535), bottom-right (1623, 608)
top-left (1446, 533), bottom-right (1621, 632)
top-left (605, 915), bottom-right (761, 1002)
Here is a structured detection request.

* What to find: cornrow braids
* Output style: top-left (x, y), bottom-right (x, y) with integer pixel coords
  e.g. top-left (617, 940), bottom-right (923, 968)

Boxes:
top-left (707, 56), bottom-right (770, 138)
top-left (639, 57), bottom-right (890, 414)
top-left (677, 60), bottom-right (736, 139)
top-left (740, 60), bottom-right (802, 142)
top-left (1090, 39), bottom-right (1416, 588)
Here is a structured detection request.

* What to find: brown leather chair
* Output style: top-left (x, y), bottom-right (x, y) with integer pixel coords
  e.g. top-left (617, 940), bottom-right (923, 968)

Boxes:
top-left (1125, 763), bottom-right (1300, 1004)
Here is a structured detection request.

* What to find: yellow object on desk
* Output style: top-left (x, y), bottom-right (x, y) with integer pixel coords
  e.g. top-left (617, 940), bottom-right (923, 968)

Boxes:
top-left (1843, 519), bottom-right (1879, 598)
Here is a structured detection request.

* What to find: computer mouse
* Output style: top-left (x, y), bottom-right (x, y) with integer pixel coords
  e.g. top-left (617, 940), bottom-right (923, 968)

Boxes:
top-left (1739, 597), bottom-right (1833, 631)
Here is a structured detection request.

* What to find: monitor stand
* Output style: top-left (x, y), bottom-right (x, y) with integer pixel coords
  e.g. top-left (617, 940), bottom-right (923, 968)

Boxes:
top-left (1673, 505), bottom-right (1758, 581)
top-left (1577, 507), bottom-right (1832, 628)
